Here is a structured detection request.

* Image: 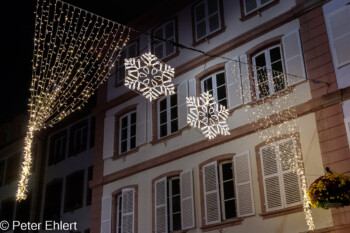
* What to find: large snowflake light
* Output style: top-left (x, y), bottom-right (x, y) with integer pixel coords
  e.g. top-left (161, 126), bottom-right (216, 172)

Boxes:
top-left (124, 52), bottom-right (175, 101)
top-left (186, 91), bottom-right (230, 140)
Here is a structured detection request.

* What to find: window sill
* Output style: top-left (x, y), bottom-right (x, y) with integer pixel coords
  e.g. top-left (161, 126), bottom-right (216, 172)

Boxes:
top-left (239, 0), bottom-right (279, 22)
top-left (192, 26), bottom-right (226, 48)
top-left (201, 218), bottom-right (243, 232)
top-left (260, 205), bottom-right (303, 219)
top-left (151, 130), bottom-right (184, 146)
top-left (112, 147), bottom-right (140, 160)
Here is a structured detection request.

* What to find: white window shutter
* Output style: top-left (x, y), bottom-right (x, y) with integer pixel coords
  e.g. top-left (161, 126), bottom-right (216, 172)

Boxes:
top-left (103, 116), bottom-right (115, 159)
top-left (225, 58), bottom-right (243, 110)
top-left (136, 99), bottom-right (147, 146)
top-left (147, 101), bottom-right (153, 142)
top-left (233, 151), bottom-right (255, 217)
top-left (202, 161), bottom-right (221, 225)
top-left (180, 169), bottom-right (195, 230)
top-left (177, 80), bottom-right (189, 129)
top-left (344, 117), bottom-right (350, 148)
top-left (326, 5), bottom-right (350, 68)
top-left (188, 78), bottom-right (197, 97)
top-left (155, 177), bottom-right (168, 233)
top-left (240, 55), bottom-right (252, 103)
top-left (101, 196), bottom-right (112, 233)
top-left (278, 139), bottom-right (302, 207)
top-left (122, 188), bottom-right (135, 233)
top-left (282, 29), bottom-right (306, 86)
top-left (260, 145), bottom-right (283, 211)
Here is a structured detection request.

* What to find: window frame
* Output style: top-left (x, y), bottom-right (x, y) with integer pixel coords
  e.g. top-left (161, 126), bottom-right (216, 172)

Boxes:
top-left (115, 40), bottom-right (139, 87)
top-left (152, 18), bottom-right (178, 61)
top-left (157, 94), bottom-right (179, 139)
top-left (252, 44), bottom-right (287, 99)
top-left (243, 0), bottom-right (275, 16)
top-left (118, 110), bottom-right (137, 154)
top-left (64, 170), bottom-right (85, 213)
top-left (69, 119), bottom-right (89, 157)
top-left (49, 130), bottom-right (67, 165)
top-left (218, 160), bottom-right (236, 221)
top-left (168, 176), bottom-right (182, 232)
top-left (200, 70), bottom-right (228, 108)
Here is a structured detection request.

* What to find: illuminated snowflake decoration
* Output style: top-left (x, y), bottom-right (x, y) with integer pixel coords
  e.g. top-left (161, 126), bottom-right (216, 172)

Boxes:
top-left (124, 52), bottom-right (175, 101)
top-left (186, 91), bottom-right (230, 140)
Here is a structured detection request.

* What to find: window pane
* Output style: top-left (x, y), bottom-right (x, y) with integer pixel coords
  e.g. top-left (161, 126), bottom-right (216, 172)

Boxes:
top-left (165, 42), bottom-right (175, 56)
top-left (118, 68), bottom-right (125, 83)
top-left (255, 53), bottom-right (266, 67)
top-left (172, 195), bottom-right (181, 213)
top-left (172, 179), bottom-right (180, 195)
top-left (173, 213), bottom-right (182, 231)
top-left (217, 86), bottom-right (226, 102)
top-left (155, 45), bottom-right (164, 59)
top-left (121, 117), bottom-right (128, 128)
top-left (219, 99), bottom-right (227, 108)
top-left (130, 125), bottom-right (136, 137)
top-left (160, 99), bottom-right (167, 111)
top-left (131, 112), bottom-right (136, 123)
top-left (128, 44), bottom-right (137, 58)
top-left (170, 94), bottom-right (177, 106)
top-left (121, 128), bottom-right (127, 140)
top-left (216, 73), bottom-right (225, 86)
top-left (160, 124), bottom-right (167, 137)
top-left (171, 107), bottom-right (177, 120)
top-left (165, 22), bottom-right (174, 39)
top-left (195, 3), bottom-right (205, 21)
top-left (160, 111), bottom-right (167, 124)
top-left (130, 137), bottom-right (136, 149)
top-left (222, 163), bottom-right (233, 181)
top-left (209, 14), bottom-right (220, 33)
top-left (224, 200), bottom-right (236, 219)
top-left (245, 0), bottom-right (258, 13)
top-left (171, 120), bottom-right (178, 133)
top-left (208, 0), bottom-right (219, 14)
top-left (121, 141), bottom-right (127, 153)
top-left (270, 47), bottom-right (281, 63)
top-left (258, 83), bottom-right (270, 98)
top-left (223, 180), bottom-right (235, 200)
top-left (203, 78), bottom-right (213, 92)
top-left (196, 21), bottom-right (207, 39)
top-left (271, 60), bottom-right (283, 73)
top-left (257, 68), bottom-right (268, 83)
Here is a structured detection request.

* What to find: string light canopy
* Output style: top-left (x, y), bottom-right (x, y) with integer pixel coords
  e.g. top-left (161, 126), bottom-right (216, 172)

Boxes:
top-left (124, 38), bottom-right (175, 101)
top-left (17, 0), bottom-right (131, 201)
top-left (186, 91), bottom-right (230, 140)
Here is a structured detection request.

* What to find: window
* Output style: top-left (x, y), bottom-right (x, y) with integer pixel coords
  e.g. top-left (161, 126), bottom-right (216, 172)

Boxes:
top-left (153, 20), bottom-right (177, 60)
top-left (252, 45), bottom-right (286, 99)
top-left (158, 94), bottom-right (178, 138)
top-left (1, 198), bottom-right (15, 223)
top-left (44, 179), bottom-right (63, 221)
top-left (64, 170), bottom-right (85, 212)
top-left (5, 154), bottom-right (20, 184)
top-left (69, 120), bottom-right (88, 156)
top-left (193, 0), bottom-right (222, 41)
top-left (0, 160), bottom-right (5, 186)
top-left (201, 71), bottom-right (227, 107)
top-left (119, 111), bottom-right (137, 154)
top-left (49, 130), bottom-right (67, 165)
top-left (154, 170), bottom-right (195, 232)
top-left (110, 188), bottom-right (136, 233)
top-left (243, 0), bottom-right (274, 15)
top-left (86, 166), bottom-right (93, 206)
top-left (116, 41), bottom-right (138, 85)
top-left (15, 193), bottom-right (31, 223)
top-left (201, 153), bottom-right (254, 227)
top-left (259, 138), bottom-right (302, 212)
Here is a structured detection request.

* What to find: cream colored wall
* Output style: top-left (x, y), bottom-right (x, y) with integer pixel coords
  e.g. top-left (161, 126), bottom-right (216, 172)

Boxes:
top-left (102, 113), bottom-right (332, 232)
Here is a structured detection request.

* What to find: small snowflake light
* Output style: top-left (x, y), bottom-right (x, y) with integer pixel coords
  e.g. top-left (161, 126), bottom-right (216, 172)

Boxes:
top-left (124, 52), bottom-right (175, 101)
top-left (186, 91), bottom-right (230, 140)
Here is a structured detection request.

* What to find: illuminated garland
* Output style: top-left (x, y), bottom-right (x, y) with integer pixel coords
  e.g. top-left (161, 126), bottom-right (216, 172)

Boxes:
top-left (124, 52), bottom-right (175, 101)
top-left (17, 0), bottom-right (131, 201)
top-left (186, 91), bottom-right (230, 139)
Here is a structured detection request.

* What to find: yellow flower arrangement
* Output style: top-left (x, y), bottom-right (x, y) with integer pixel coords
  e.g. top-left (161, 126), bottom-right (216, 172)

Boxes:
top-left (307, 168), bottom-right (350, 209)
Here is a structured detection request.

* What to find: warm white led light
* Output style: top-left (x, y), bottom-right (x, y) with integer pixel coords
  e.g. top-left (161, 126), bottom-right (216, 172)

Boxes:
top-left (186, 91), bottom-right (230, 140)
top-left (124, 52), bottom-right (175, 101)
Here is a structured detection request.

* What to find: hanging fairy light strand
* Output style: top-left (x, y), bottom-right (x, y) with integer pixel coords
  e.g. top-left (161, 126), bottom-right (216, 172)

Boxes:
top-left (17, 0), bottom-right (131, 201)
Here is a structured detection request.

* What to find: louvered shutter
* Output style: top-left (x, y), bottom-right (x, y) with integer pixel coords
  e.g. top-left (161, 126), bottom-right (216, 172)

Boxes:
top-left (180, 169), bottom-right (195, 230)
top-left (240, 55), bottom-right (252, 103)
top-left (225, 58), bottom-right (243, 110)
top-left (202, 161), bottom-right (221, 225)
top-left (147, 101), bottom-right (153, 142)
top-left (178, 80), bottom-right (189, 129)
top-left (103, 116), bottom-right (115, 159)
top-left (282, 29), bottom-right (306, 86)
top-left (122, 188), bottom-right (135, 233)
top-left (233, 151), bottom-right (255, 217)
top-left (155, 177), bottom-right (168, 233)
top-left (188, 78), bottom-right (197, 97)
top-left (260, 145), bottom-right (283, 211)
top-left (326, 5), bottom-right (350, 68)
top-left (101, 196), bottom-right (112, 233)
top-left (136, 99), bottom-right (147, 146)
top-left (278, 139), bottom-right (302, 207)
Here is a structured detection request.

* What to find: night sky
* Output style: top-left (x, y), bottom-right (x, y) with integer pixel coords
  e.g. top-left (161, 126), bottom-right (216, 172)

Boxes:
top-left (0, 0), bottom-right (165, 124)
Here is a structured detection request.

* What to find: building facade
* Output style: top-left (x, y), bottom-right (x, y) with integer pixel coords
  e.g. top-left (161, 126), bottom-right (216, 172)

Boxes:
top-left (90, 0), bottom-right (350, 232)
